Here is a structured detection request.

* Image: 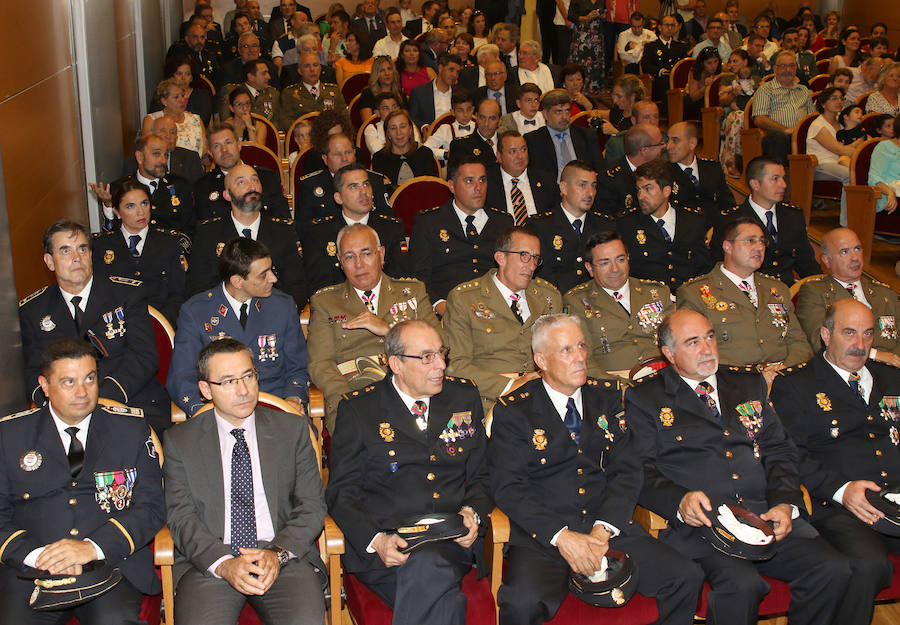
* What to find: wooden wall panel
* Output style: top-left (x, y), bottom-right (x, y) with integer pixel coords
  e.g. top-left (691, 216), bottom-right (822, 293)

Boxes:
top-left (841, 4), bottom-right (900, 37)
top-left (116, 0), bottom-right (140, 153)
top-left (0, 0), bottom-right (73, 101)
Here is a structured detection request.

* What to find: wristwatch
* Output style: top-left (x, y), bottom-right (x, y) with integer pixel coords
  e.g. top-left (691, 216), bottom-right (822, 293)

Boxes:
top-left (268, 545), bottom-right (291, 567)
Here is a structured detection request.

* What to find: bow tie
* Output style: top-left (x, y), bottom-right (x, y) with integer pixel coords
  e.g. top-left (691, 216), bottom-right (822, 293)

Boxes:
top-left (523, 119), bottom-right (536, 126)
top-left (458, 124), bottom-right (470, 131)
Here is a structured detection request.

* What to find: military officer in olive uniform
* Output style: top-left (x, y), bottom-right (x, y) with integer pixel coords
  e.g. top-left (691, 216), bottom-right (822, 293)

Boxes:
top-left (0, 338), bottom-right (165, 624)
top-left (296, 134), bottom-right (392, 224)
top-left (325, 320), bottom-right (491, 625)
top-left (564, 231), bottom-right (673, 375)
top-left (187, 164), bottom-right (307, 310)
top-left (19, 221), bottom-right (171, 433)
top-left (215, 59), bottom-right (280, 127)
top-left (709, 157), bottom-right (819, 287)
top-left (409, 156), bottom-right (514, 314)
top-left (616, 160), bottom-right (713, 291)
top-left (796, 227), bottom-right (900, 363)
top-left (307, 224), bottom-right (440, 431)
top-left (443, 227), bottom-right (562, 412)
top-left (771, 299), bottom-right (900, 625)
top-left (490, 315), bottom-right (703, 625)
top-left (195, 122), bottom-right (290, 221)
top-left (625, 308), bottom-right (851, 625)
top-left (677, 218), bottom-right (813, 387)
top-left (278, 52), bottom-right (346, 131)
top-left (302, 163), bottom-right (408, 293)
top-left (526, 160), bottom-right (615, 294)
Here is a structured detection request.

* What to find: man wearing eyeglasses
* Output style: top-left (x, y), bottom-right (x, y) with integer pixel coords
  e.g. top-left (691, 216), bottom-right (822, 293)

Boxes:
top-left (326, 319), bottom-right (491, 625)
top-left (751, 50), bottom-right (815, 164)
top-left (163, 337), bottom-right (326, 625)
top-left (169, 237), bottom-right (310, 417)
top-left (308, 224), bottom-right (439, 432)
top-left (217, 33), bottom-right (279, 89)
top-left (442, 226), bottom-right (561, 412)
top-left (676, 217), bottom-right (812, 387)
top-left (216, 58), bottom-right (280, 126)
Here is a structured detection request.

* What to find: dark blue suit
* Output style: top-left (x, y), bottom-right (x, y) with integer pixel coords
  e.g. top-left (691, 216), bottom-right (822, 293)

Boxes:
top-left (167, 285), bottom-right (310, 415)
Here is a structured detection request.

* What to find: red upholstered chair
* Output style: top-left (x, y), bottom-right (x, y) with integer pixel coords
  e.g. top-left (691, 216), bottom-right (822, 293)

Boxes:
top-left (570, 110), bottom-right (609, 153)
top-left (808, 74), bottom-right (831, 91)
top-left (739, 96), bottom-right (764, 180)
top-left (815, 47), bottom-right (835, 60)
top-left (290, 147), bottom-right (313, 216)
top-left (699, 72), bottom-right (732, 159)
top-left (348, 93), bottom-right (363, 130)
top-left (667, 57), bottom-right (694, 126)
top-left (356, 113), bottom-right (379, 168)
top-left (341, 72), bottom-right (371, 104)
top-left (823, 39), bottom-right (838, 48)
top-left (389, 176), bottom-right (451, 236)
top-left (147, 305), bottom-right (173, 387)
top-left (857, 91), bottom-right (873, 109)
top-left (423, 111), bottom-right (454, 141)
top-left (788, 113), bottom-right (843, 224)
top-left (249, 113), bottom-right (281, 158)
top-left (286, 112), bottom-right (321, 155)
top-left (845, 137), bottom-right (887, 264)
top-left (816, 58), bottom-right (831, 74)
top-left (197, 74), bottom-right (216, 97)
top-left (240, 143), bottom-right (286, 190)
top-left (862, 111), bottom-right (885, 136)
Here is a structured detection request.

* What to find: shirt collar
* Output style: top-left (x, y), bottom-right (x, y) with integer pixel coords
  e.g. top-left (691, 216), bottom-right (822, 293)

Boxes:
top-left (343, 211), bottom-right (370, 226)
top-left (391, 375), bottom-right (431, 411)
top-left (221, 282), bottom-right (252, 317)
top-left (824, 354), bottom-right (872, 392)
top-left (500, 168), bottom-right (528, 184)
top-left (492, 272), bottom-right (525, 303)
top-left (49, 405), bottom-right (92, 449)
top-left (231, 212), bottom-right (261, 238)
top-left (719, 264), bottom-right (755, 290)
top-left (135, 170), bottom-right (159, 187)
top-left (560, 204), bottom-right (586, 226)
top-left (678, 372), bottom-right (719, 394)
top-left (452, 201), bottom-right (485, 227)
top-left (679, 156), bottom-right (698, 172)
top-left (624, 156), bottom-right (638, 171)
top-left (120, 225), bottom-right (150, 244)
top-left (352, 278), bottom-right (382, 303)
top-left (245, 83), bottom-right (260, 98)
top-left (214, 409), bottom-right (257, 442)
top-left (542, 380), bottom-right (583, 420)
top-left (62, 276), bottom-right (93, 304)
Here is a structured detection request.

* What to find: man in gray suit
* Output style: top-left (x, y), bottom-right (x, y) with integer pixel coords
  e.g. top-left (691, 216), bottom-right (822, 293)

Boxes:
top-left (162, 338), bottom-right (325, 625)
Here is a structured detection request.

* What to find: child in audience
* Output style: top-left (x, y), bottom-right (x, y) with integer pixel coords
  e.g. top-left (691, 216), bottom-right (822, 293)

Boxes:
top-left (288, 120), bottom-right (312, 167)
top-left (836, 104), bottom-right (867, 145)
top-left (424, 89), bottom-right (475, 162)
top-left (498, 83), bottom-right (546, 134)
top-left (871, 113), bottom-right (896, 139)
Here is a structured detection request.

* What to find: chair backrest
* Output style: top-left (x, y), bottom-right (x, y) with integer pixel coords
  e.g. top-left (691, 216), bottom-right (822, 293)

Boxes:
top-left (290, 147), bottom-right (313, 213)
top-left (704, 72), bottom-right (732, 108)
top-left (816, 58), bottom-right (830, 73)
top-left (849, 137), bottom-right (885, 185)
top-left (300, 303), bottom-right (310, 340)
top-left (791, 112), bottom-right (819, 155)
top-left (389, 176), bottom-right (450, 236)
top-left (570, 110), bottom-right (594, 127)
top-left (286, 111), bottom-right (321, 155)
top-left (823, 39), bottom-right (838, 48)
top-left (356, 113), bottom-right (379, 167)
top-left (789, 273), bottom-right (825, 305)
top-left (744, 95), bottom-right (757, 128)
top-left (670, 57), bottom-right (694, 90)
top-left (423, 111), bottom-right (454, 141)
top-left (857, 90), bottom-right (872, 109)
top-left (147, 305), bottom-right (174, 387)
top-left (815, 46), bottom-right (835, 60)
top-left (240, 143), bottom-right (281, 173)
top-left (196, 74), bottom-right (216, 97)
top-left (861, 111), bottom-right (883, 136)
top-left (348, 93), bottom-right (363, 130)
top-left (250, 113), bottom-right (280, 156)
top-left (808, 73), bottom-right (831, 91)
top-left (341, 72), bottom-right (371, 104)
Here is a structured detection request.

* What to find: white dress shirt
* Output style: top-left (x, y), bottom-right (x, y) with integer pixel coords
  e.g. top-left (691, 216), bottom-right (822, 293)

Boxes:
top-left (677, 156), bottom-right (700, 185)
top-left (120, 225), bottom-right (150, 255)
top-left (231, 213), bottom-right (261, 240)
top-left (517, 63), bottom-right (555, 94)
top-left (825, 357), bottom-right (873, 504)
top-left (452, 202), bottom-right (487, 234)
top-left (492, 273), bottom-right (531, 323)
top-left (365, 120), bottom-right (422, 155)
top-left (508, 110), bottom-right (545, 135)
top-left (433, 82), bottom-right (453, 120)
top-left (500, 169), bottom-right (538, 219)
top-left (352, 279), bottom-right (383, 313)
top-left (63, 277), bottom-right (93, 321)
top-left (615, 28), bottom-right (658, 64)
top-left (748, 196), bottom-right (778, 232)
top-left (222, 283), bottom-right (252, 320)
top-left (719, 264), bottom-right (758, 304)
top-left (603, 282), bottom-right (632, 314)
top-left (834, 278), bottom-right (871, 309)
top-left (654, 205), bottom-right (677, 241)
top-left (425, 119), bottom-right (475, 160)
top-left (371, 34), bottom-right (407, 59)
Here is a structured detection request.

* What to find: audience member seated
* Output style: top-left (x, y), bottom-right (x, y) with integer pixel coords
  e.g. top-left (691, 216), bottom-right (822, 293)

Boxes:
top-left (218, 60), bottom-right (279, 134)
top-left (408, 156), bottom-right (513, 314)
top-left (448, 97), bottom-right (502, 172)
top-left (218, 32), bottom-right (279, 89)
top-left (865, 61), bottom-right (900, 117)
top-left (748, 14), bottom-right (779, 59)
top-left (745, 32), bottom-right (773, 79)
top-left (524, 89), bottom-right (603, 183)
top-left (188, 163), bottom-right (306, 309)
top-left (397, 39), bottom-right (435, 98)
top-left (443, 225), bottom-right (561, 411)
top-left (666, 122), bottom-right (736, 228)
top-left (277, 26), bottom-right (331, 85)
top-left (278, 52), bottom-right (346, 131)
top-left (778, 27), bottom-right (816, 85)
top-left (493, 22), bottom-right (521, 69)
top-left (516, 40), bottom-right (554, 93)
top-left (595, 73), bottom-right (644, 137)
top-left (324, 10), bottom-right (351, 61)
top-left (846, 57), bottom-right (884, 104)
top-left (692, 16), bottom-right (731, 64)
top-left (717, 10), bottom-right (743, 49)
top-left (169, 238), bottom-right (309, 416)
top-left (596, 123), bottom-right (665, 215)
top-left (335, 29), bottom-right (375, 86)
top-left (829, 26), bottom-right (865, 74)
top-left (487, 130), bottom-right (558, 227)
top-left (145, 115), bottom-right (204, 184)
top-left (409, 52), bottom-right (462, 129)
top-left (526, 160), bottom-right (611, 293)
top-left (682, 0), bottom-right (708, 45)
top-left (419, 28), bottom-right (450, 73)
top-left (142, 78), bottom-right (208, 157)
top-left (162, 337), bottom-right (325, 625)
top-left (686, 46), bottom-right (722, 119)
top-left (476, 60), bottom-right (519, 117)
top-left (92, 177), bottom-right (188, 323)
top-left (719, 49), bottom-right (758, 177)
top-left (467, 7), bottom-right (489, 47)
top-left (269, 0), bottom-right (311, 39)
top-left (0, 337), bottom-right (164, 625)
top-left (371, 110), bottom-right (440, 188)
top-left (19, 220), bottom-right (171, 431)
top-left (819, 9), bottom-right (841, 41)
top-left (352, 0), bottom-right (386, 40)
top-left (307, 224), bottom-right (439, 429)
top-left (371, 7), bottom-right (408, 60)
top-left (868, 115), bottom-right (900, 217)
top-left (617, 159), bottom-right (713, 290)
top-left (451, 33), bottom-right (475, 67)
top-left (224, 86), bottom-right (267, 145)
top-left (150, 55), bottom-right (213, 126)
top-left (564, 230), bottom-right (673, 373)
top-left (288, 119), bottom-right (312, 167)
top-left (195, 122), bottom-right (290, 221)
top-left (678, 217), bottom-right (813, 385)
top-left (424, 89), bottom-right (475, 162)
top-left (167, 22), bottom-right (221, 83)
top-left (221, 11), bottom-right (254, 62)
top-left (297, 133), bottom-right (392, 223)
top-left (616, 11), bottom-right (657, 75)
top-left (358, 55), bottom-right (408, 120)
top-left (641, 14), bottom-right (690, 104)
top-left (458, 43), bottom-right (500, 92)
top-left (836, 104), bottom-right (867, 144)
top-left (752, 50), bottom-right (815, 164)
top-left (498, 82), bottom-right (545, 135)
top-left (807, 88), bottom-right (856, 225)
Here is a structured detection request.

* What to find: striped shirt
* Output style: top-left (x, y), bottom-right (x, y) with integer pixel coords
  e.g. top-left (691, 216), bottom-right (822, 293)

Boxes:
top-left (752, 79), bottom-right (815, 128)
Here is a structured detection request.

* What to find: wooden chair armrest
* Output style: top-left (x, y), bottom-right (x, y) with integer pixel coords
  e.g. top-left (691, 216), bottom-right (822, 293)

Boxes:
top-left (787, 153), bottom-right (818, 223)
top-left (486, 507), bottom-right (510, 621)
top-left (633, 505), bottom-right (668, 538)
top-left (154, 526), bottom-right (174, 566)
top-left (171, 401), bottom-right (186, 424)
top-left (699, 105), bottom-right (723, 159)
top-left (488, 507), bottom-right (510, 544)
top-left (324, 515), bottom-right (345, 555)
top-left (322, 515), bottom-right (344, 625)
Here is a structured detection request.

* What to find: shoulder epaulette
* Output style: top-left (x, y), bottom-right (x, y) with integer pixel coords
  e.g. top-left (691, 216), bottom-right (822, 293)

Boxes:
top-left (680, 274), bottom-right (706, 286)
top-left (632, 370), bottom-right (660, 384)
top-left (268, 216), bottom-right (295, 225)
top-left (777, 201), bottom-right (801, 211)
top-left (92, 230), bottom-right (113, 238)
top-left (453, 279), bottom-right (482, 292)
top-left (341, 384), bottom-right (377, 401)
top-left (18, 287), bottom-right (48, 307)
top-left (99, 404), bottom-right (144, 418)
top-left (615, 206), bottom-right (638, 219)
top-left (697, 156), bottom-right (717, 163)
top-left (606, 166), bottom-right (621, 178)
top-left (777, 361), bottom-right (809, 375)
top-left (300, 170), bottom-right (323, 181)
top-left (321, 81), bottom-right (339, 88)
top-left (586, 377), bottom-right (621, 390)
top-left (727, 364), bottom-right (762, 373)
top-left (420, 205), bottom-right (441, 214)
top-left (152, 227), bottom-right (183, 239)
top-left (313, 284), bottom-right (341, 296)
top-left (636, 277), bottom-right (667, 286)
top-left (678, 204), bottom-right (704, 215)
top-left (0, 407), bottom-right (40, 423)
top-left (197, 217), bottom-right (222, 226)
top-left (532, 277), bottom-right (558, 291)
top-left (720, 205), bottom-right (740, 216)
top-left (374, 212), bottom-right (402, 223)
top-left (311, 215), bottom-right (334, 225)
top-left (871, 277), bottom-right (891, 288)
top-left (529, 211), bottom-right (553, 220)
top-left (390, 276), bottom-right (419, 282)
top-left (565, 281), bottom-right (591, 296)
top-left (756, 272), bottom-right (781, 282)
top-left (444, 375), bottom-right (475, 387)
top-left (485, 206), bottom-right (508, 216)
top-left (109, 276), bottom-right (143, 287)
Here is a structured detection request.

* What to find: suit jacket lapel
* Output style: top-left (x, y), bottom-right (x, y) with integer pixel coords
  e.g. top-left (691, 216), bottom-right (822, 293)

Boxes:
top-left (39, 407), bottom-right (71, 475)
top-left (199, 414), bottom-right (226, 536)
top-left (663, 367), bottom-right (718, 425)
top-left (384, 379), bottom-right (424, 441)
top-left (256, 409), bottom-right (280, 524)
top-left (81, 279), bottom-right (108, 328)
top-left (51, 286), bottom-right (79, 335)
top-left (83, 410), bottom-right (108, 471)
top-left (342, 280), bottom-right (368, 316)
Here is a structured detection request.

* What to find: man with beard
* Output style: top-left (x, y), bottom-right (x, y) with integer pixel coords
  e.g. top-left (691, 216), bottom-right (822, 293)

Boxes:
top-left (187, 163), bottom-right (307, 309)
top-left (676, 217), bottom-right (812, 387)
top-left (615, 160), bottom-right (712, 291)
top-left (149, 116), bottom-right (204, 184)
top-left (194, 122), bottom-right (290, 221)
top-left (625, 308), bottom-right (851, 625)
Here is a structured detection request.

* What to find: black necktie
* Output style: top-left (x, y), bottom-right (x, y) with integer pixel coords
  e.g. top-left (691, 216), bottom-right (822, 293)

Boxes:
top-left (465, 215), bottom-right (477, 241)
top-left (65, 426), bottom-right (84, 478)
top-left (239, 302), bottom-right (248, 329)
top-left (765, 210), bottom-right (777, 242)
top-left (523, 119), bottom-right (537, 126)
top-left (149, 180), bottom-right (158, 194)
top-left (572, 218), bottom-right (582, 237)
top-left (70, 295), bottom-right (84, 334)
top-left (128, 234), bottom-right (141, 257)
top-left (242, 228), bottom-right (252, 239)
top-left (564, 397), bottom-right (582, 444)
top-left (230, 428), bottom-right (257, 554)
top-left (369, 17), bottom-right (376, 31)
top-left (458, 124), bottom-right (470, 131)
top-left (509, 294), bottom-right (524, 324)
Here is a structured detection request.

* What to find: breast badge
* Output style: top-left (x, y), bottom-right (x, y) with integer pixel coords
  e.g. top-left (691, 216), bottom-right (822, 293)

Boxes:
top-left (326, 241), bottom-right (337, 256)
top-left (379, 422), bottom-right (395, 442)
top-left (532, 428), bottom-right (548, 450)
top-left (879, 315), bottom-right (897, 340)
top-left (103, 250), bottom-right (114, 264)
top-left (39, 316), bottom-right (55, 332)
top-left (439, 229), bottom-right (450, 242)
top-left (553, 235), bottom-right (563, 250)
top-left (659, 407), bottom-right (674, 427)
top-left (700, 284), bottom-right (717, 309)
top-left (19, 450), bottom-right (42, 471)
top-left (637, 301), bottom-right (665, 333)
top-left (636, 230), bottom-right (646, 244)
top-left (209, 191), bottom-right (219, 201)
top-left (94, 468), bottom-right (136, 513)
top-left (816, 393), bottom-right (832, 412)
top-left (257, 334), bottom-right (279, 361)
top-left (473, 302), bottom-right (495, 319)
top-left (880, 396), bottom-right (900, 421)
top-left (736, 401), bottom-right (764, 459)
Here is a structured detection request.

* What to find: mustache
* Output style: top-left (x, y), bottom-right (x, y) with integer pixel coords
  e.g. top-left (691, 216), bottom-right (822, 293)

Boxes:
top-left (846, 347), bottom-right (868, 357)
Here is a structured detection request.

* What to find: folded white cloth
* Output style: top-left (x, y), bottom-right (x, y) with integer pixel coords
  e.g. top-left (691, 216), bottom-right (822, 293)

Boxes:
top-left (587, 556), bottom-right (610, 582)
top-left (717, 505), bottom-right (773, 545)
top-left (884, 492), bottom-right (900, 505)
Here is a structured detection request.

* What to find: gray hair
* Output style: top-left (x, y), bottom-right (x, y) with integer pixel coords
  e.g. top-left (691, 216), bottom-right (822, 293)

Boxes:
top-left (385, 319), bottom-right (433, 359)
top-left (531, 314), bottom-right (584, 354)
top-left (476, 43), bottom-right (500, 64)
top-left (877, 61), bottom-right (900, 90)
top-left (519, 39), bottom-right (541, 57)
top-left (335, 223), bottom-right (381, 254)
top-left (657, 314), bottom-right (677, 350)
top-left (298, 33), bottom-right (319, 49)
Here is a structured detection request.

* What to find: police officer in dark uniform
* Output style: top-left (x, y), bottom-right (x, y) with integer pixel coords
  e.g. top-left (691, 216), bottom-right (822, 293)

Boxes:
top-left (194, 122), bottom-right (290, 221)
top-left (296, 134), bottom-right (393, 224)
top-left (709, 157), bottom-right (819, 287)
top-left (169, 238), bottom-right (309, 416)
top-left (447, 98), bottom-right (502, 174)
top-left (19, 221), bottom-right (172, 434)
top-left (490, 314), bottom-right (703, 625)
top-left (326, 320), bottom-right (491, 625)
top-left (526, 160), bottom-right (614, 294)
top-left (166, 23), bottom-right (221, 83)
top-left (596, 124), bottom-right (666, 218)
top-left (616, 160), bottom-right (713, 291)
top-left (626, 308), bottom-right (852, 625)
top-left (302, 163), bottom-right (408, 293)
top-left (641, 15), bottom-right (690, 103)
top-left (408, 156), bottom-right (513, 314)
top-left (187, 163), bottom-right (307, 310)
top-left (0, 338), bottom-right (165, 624)
top-left (771, 299), bottom-right (900, 625)
top-left (91, 178), bottom-right (187, 324)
